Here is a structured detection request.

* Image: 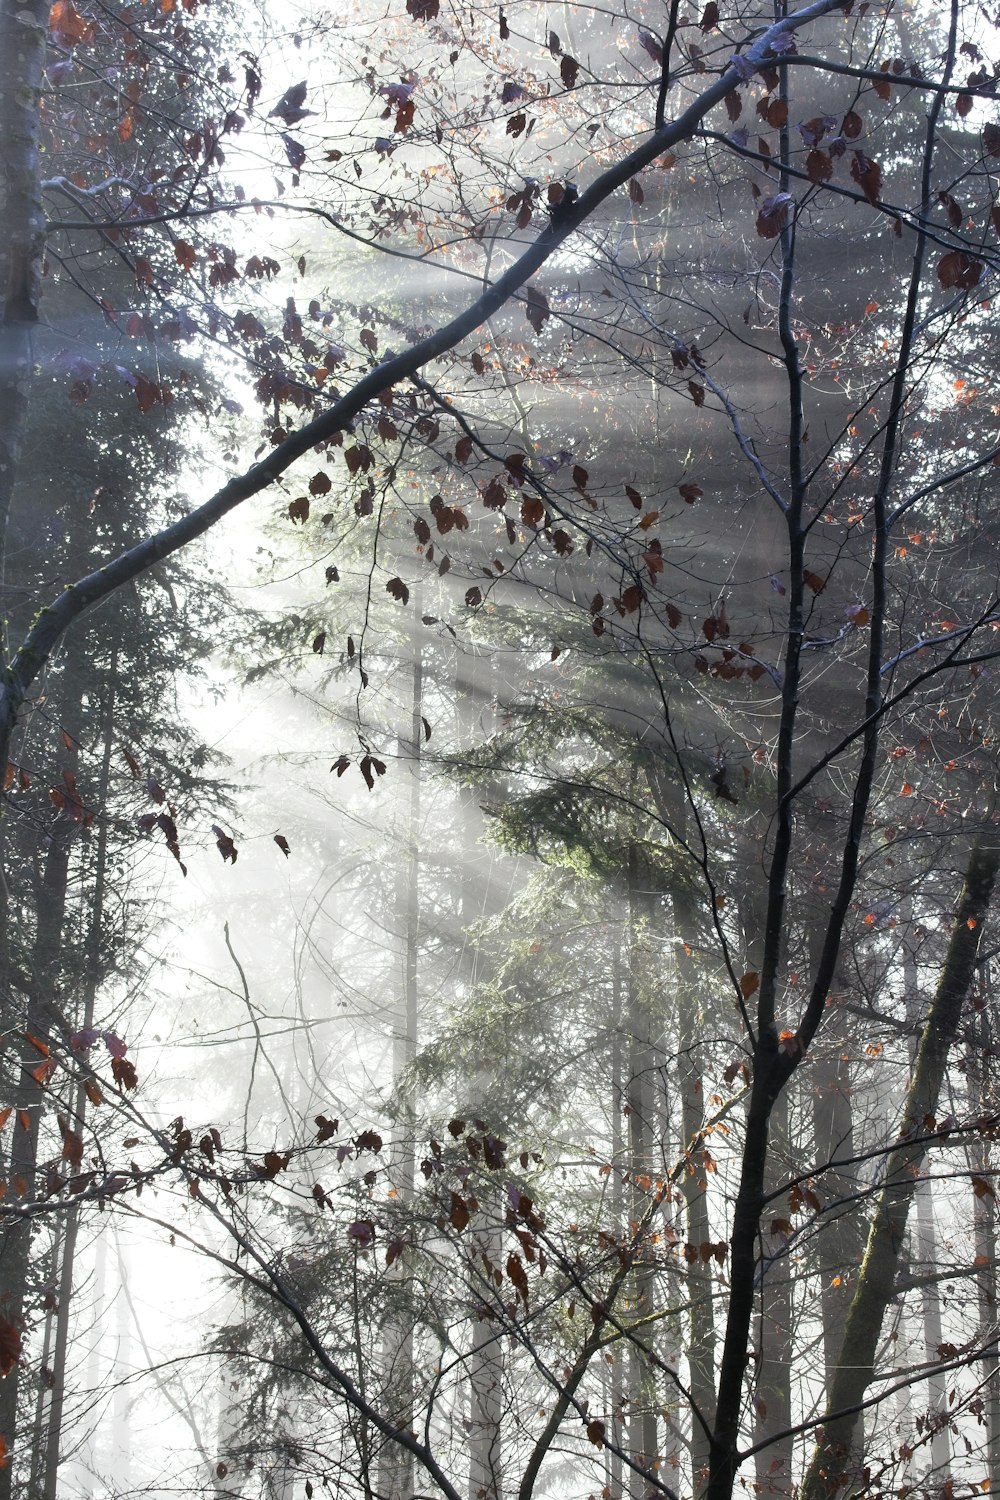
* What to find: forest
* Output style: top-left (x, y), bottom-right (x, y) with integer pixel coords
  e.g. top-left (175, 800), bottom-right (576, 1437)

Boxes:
top-left (3, 0), bottom-right (1000, 1496)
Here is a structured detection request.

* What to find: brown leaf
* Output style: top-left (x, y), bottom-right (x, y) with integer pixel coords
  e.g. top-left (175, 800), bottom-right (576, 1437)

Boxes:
top-left (359, 755), bottom-right (387, 791)
top-left (49, 0), bottom-right (94, 46)
top-left (560, 55), bottom-right (578, 88)
top-left (756, 192), bottom-right (793, 239)
top-left (937, 250), bottom-right (984, 290)
top-left (524, 285), bottom-right (550, 335)
top-left (506, 1251), bottom-right (529, 1305)
top-left (850, 151), bottom-right (882, 206)
top-left (211, 825), bottom-right (238, 864)
top-left (806, 149), bottom-right (833, 184)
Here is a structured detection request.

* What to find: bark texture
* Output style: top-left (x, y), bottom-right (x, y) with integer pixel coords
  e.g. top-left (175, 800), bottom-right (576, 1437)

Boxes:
top-left (801, 834), bottom-right (1000, 1500)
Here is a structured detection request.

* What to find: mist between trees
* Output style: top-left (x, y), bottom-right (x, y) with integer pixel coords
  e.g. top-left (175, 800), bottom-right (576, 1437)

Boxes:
top-left (5, 0), bottom-right (1000, 1497)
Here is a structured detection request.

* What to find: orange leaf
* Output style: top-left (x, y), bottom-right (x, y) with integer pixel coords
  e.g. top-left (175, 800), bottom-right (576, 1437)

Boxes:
top-left (49, 0), bottom-right (94, 45)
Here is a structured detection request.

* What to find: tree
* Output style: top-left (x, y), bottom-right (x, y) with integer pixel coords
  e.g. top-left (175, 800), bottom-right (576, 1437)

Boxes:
top-left (6, 0), bottom-right (1000, 1498)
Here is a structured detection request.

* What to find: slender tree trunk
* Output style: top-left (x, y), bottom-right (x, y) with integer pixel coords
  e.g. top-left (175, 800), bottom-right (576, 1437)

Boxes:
top-left (609, 934), bottom-right (626, 1500)
top-left (81, 1225), bottom-right (107, 1499)
top-left (970, 976), bottom-right (1000, 1496)
top-left (800, 836), bottom-right (1000, 1500)
top-left (39, 679), bottom-right (114, 1500)
top-left (674, 877), bottom-right (716, 1497)
top-left (899, 919), bottom-right (950, 1480)
top-left (0, 682), bottom-right (83, 1499)
top-left (626, 844), bottom-right (659, 1498)
top-left (379, 643), bottom-right (422, 1500)
top-left (457, 652), bottom-right (504, 1500)
top-left (735, 873), bottom-right (792, 1500)
top-left (752, 1087), bottom-right (793, 1500)
top-left (112, 1232), bottom-right (132, 1486)
top-left (810, 989), bottom-right (860, 1394)
top-left (27, 1228), bottom-right (60, 1500)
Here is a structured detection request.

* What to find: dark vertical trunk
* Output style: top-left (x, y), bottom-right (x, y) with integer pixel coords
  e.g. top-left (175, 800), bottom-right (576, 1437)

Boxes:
top-left (609, 935), bottom-right (626, 1500)
top-left (738, 882), bottom-right (791, 1500)
top-left (0, 678), bottom-right (83, 1498)
top-left (752, 1088), bottom-right (793, 1500)
top-left (970, 975), bottom-right (1000, 1496)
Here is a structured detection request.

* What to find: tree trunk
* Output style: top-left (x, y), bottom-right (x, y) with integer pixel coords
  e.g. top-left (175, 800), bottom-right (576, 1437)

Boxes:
top-left (379, 643), bottom-right (422, 1500)
top-left (0, 0), bottom-right (47, 556)
top-left (752, 1087), bottom-right (793, 1500)
top-left (0, 680), bottom-right (83, 1499)
top-left (673, 876), bottom-right (716, 1497)
top-left (810, 990), bottom-right (860, 1395)
top-left (457, 652), bottom-right (504, 1500)
top-left (609, 935), bottom-right (626, 1500)
top-left (970, 976), bottom-right (1000, 1496)
top-left (625, 842), bottom-right (660, 1497)
top-left (39, 679), bottom-right (114, 1500)
top-left (899, 918), bottom-right (950, 1480)
top-left (801, 835), bottom-right (1000, 1500)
